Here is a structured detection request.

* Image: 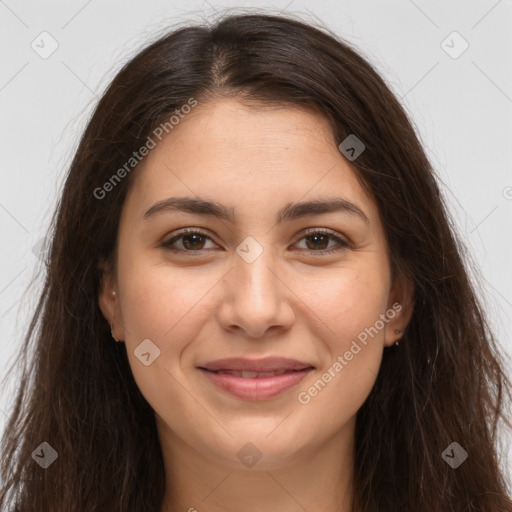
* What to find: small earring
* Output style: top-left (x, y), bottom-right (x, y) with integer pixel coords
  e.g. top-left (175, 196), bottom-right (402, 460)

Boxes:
top-left (110, 324), bottom-right (120, 343)
top-left (394, 329), bottom-right (401, 346)
top-left (112, 290), bottom-right (116, 296)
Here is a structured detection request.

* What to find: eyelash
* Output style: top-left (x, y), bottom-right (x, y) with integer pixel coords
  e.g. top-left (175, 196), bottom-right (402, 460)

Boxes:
top-left (161, 227), bottom-right (350, 256)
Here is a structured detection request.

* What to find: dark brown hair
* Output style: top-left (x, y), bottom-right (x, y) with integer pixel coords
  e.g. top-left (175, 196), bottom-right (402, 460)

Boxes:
top-left (1, 11), bottom-right (511, 512)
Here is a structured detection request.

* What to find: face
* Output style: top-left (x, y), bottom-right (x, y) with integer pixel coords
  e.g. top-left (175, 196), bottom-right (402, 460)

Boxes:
top-left (99, 98), bottom-right (413, 470)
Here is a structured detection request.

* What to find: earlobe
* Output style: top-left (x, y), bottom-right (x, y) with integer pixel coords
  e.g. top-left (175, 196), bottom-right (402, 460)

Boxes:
top-left (97, 259), bottom-right (123, 338)
top-left (98, 261), bottom-right (124, 341)
top-left (384, 274), bottom-right (415, 348)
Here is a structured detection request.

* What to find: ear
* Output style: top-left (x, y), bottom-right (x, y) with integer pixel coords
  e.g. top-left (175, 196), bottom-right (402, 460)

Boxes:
top-left (97, 258), bottom-right (125, 342)
top-left (383, 271), bottom-right (415, 348)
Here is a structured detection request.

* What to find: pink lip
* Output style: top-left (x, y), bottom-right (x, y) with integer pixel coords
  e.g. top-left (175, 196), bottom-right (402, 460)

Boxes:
top-left (200, 368), bottom-right (313, 400)
top-left (198, 357), bottom-right (315, 401)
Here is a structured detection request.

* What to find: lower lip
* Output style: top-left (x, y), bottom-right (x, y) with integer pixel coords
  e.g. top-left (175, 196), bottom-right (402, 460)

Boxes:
top-left (199, 368), bottom-right (314, 401)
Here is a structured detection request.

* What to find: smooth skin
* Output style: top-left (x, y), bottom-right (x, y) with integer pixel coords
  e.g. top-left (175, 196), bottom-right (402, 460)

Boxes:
top-left (99, 99), bottom-right (414, 512)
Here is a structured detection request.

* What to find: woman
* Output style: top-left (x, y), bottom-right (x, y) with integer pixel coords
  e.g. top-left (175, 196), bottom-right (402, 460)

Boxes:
top-left (1, 11), bottom-right (511, 512)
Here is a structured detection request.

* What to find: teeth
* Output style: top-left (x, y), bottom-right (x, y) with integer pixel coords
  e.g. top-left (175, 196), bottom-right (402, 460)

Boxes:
top-left (241, 371), bottom-right (259, 379)
top-left (258, 371), bottom-right (280, 377)
top-left (215, 369), bottom-right (291, 378)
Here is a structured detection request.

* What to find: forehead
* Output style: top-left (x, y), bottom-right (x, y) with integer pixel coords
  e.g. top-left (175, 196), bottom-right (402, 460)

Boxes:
top-left (124, 99), bottom-right (379, 226)
top-left (158, 99), bottom-right (339, 166)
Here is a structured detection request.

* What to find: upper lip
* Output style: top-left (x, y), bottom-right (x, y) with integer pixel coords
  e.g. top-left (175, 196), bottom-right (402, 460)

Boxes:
top-left (198, 357), bottom-right (315, 372)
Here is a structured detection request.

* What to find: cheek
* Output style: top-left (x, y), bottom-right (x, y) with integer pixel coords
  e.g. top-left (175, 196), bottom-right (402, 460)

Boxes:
top-left (116, 251), bottom-right (224, 360)
top-left (297, 267), bottom-right (389, 424)
top-left (114, 257), bottom-right (210, 417)
top-left (306, 264), bottom-right (390, 351)
top-left (292, 266), bottom-right (389, 423)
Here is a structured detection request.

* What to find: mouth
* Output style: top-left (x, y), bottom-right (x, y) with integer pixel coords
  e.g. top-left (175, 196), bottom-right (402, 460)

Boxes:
top-left (197, 357), bottom-right (315, 401)
top-left (203, 369), bottom-right (304, 378)
top-left (198, 356), bottom-right (314, 373)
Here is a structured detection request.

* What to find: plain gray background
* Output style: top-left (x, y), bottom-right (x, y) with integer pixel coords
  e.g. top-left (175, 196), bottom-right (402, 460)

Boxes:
top-left (1, 0), bottom-right (511, 487)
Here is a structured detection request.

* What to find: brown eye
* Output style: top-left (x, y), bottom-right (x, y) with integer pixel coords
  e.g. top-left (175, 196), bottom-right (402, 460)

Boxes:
top-left (304, 233), bottom-right (330, 251)
top-left (181, 233), bottom-right (206, 250)
top-left (162, 229), bottom-right (217, 253)
top-left (162, 228), bottom-right (349, 256)
top-left (294, 229), bottom-right (349, 255)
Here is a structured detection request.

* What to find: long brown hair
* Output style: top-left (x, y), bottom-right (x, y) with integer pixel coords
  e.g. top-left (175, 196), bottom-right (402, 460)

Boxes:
top-left (1, 11), bottom-right (511, 512)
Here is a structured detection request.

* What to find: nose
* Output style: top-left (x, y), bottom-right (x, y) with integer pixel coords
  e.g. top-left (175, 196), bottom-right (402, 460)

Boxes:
top-left (216, 245), bottom-right (295, 339)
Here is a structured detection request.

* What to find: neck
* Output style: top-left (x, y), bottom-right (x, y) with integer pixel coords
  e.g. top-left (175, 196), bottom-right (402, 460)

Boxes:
top-left (157, 416), bottom-right (355, 512)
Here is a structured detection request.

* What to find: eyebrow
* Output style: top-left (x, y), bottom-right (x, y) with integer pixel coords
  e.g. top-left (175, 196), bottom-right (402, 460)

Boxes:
top-left (143, 196), bottom-right (370, 225)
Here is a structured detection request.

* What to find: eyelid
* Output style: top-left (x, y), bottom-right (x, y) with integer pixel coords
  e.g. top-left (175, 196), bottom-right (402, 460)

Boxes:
top-left (300, 227), bottom-right (349, 243)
